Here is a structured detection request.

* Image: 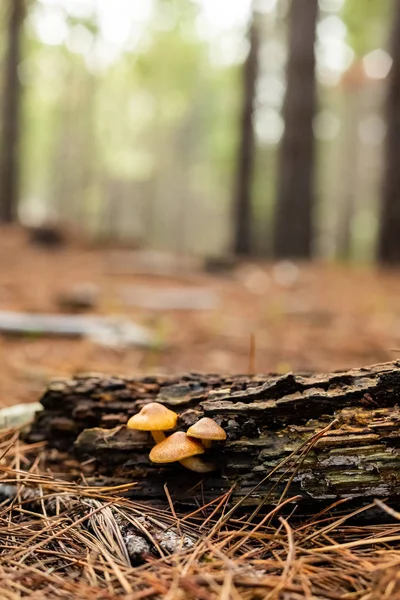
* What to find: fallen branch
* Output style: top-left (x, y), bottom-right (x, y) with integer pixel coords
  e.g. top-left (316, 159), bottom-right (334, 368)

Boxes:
top-left (26, 361), bottom-right (400, 505)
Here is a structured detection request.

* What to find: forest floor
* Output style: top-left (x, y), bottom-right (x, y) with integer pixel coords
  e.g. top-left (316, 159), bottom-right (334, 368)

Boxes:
top-left (2, 227), bottom-right (400, 599)
top-left (0, 226), bottom-right (400, 407)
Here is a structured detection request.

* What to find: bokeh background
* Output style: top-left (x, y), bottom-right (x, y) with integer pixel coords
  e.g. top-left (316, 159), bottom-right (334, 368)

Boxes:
top-left (0, 0), bottom-right (400, 407)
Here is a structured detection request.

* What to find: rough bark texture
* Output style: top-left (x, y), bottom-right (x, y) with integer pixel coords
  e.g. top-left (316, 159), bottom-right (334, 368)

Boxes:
top-left (26, 361), bottom-right (400, 507)
top-left (232, 9), bottom-right (259, 256)
top-left (0, 0), bottom-right (25, 223)
top-left (273, 0), bottom-right (318, 259)
top-left (378, 0), bottom-right (400, 263)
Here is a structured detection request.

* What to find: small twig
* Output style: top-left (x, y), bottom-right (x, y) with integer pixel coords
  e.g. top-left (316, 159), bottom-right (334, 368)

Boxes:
top-left (164, 483), bottom-right (182, 538)
top-left (248, 332), bottom-right (256, 374)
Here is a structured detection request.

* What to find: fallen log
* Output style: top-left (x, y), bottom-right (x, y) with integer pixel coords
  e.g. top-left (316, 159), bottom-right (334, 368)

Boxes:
top-left (26, 361), bottom-right (400, 506)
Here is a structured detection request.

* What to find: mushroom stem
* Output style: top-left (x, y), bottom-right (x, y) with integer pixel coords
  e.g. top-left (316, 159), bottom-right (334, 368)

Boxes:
top-left (180, 457), bottom-right (216, 473)
top-left (202, 439), bottom-right (212, 449)
top-left (151, 431), bottom-right (166, 443)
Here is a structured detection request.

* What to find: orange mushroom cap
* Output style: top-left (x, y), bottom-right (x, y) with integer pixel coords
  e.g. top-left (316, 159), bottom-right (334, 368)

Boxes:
top-left (127, 403), bottom-right (177, 432)
top-left (149, 431), bottom-right (205, 463)
top-left (186, 417), bottom-right (226, 441)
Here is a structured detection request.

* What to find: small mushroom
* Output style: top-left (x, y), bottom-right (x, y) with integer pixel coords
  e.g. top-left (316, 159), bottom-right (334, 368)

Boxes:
top-left (127, 403), bottom-right (178, 443)
top-left (149, 431), bottom-right (215, 473)
top-left (186, 417), bottom-right (226, 448)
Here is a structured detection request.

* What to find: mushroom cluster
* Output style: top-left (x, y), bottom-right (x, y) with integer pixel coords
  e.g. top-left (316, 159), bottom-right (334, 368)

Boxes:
top-left (127, 405), bottom-right (226, 473)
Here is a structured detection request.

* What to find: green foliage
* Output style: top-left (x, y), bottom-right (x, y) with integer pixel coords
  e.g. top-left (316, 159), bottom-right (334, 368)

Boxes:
top-left (14, 0), bottom-right (244, 255)
top-left (341, 0), bottom-right (392, 56)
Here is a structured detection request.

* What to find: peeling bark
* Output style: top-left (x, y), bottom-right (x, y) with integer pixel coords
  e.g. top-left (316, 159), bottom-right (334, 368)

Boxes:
top-left (26, 361), bottom-right (400, 506)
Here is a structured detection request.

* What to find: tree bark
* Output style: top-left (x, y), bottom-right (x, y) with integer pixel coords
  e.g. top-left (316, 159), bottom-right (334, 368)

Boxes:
top-left (377, 0), bottom-right (400, 263)
top-left (232, 8), bottom-right (259, 256)
top-left (273, 0), bottom-right (318, 259)
top-left (26, 361), bottom-right (400, 507)
top-left (0, 0), bottom-right (25, 223)
top-left (335, 85), bottom-right (360, 261)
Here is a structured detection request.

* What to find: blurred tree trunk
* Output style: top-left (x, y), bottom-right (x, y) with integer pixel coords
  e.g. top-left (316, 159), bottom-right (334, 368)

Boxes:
top-left (378, 0), bottom-right (400, 264)
top-left (273, 0), bottom-right (318, 259)
top-left (0, 0), bottom-right (25, 223)
top-left (336, 87), bottom-right (360, 261)
top-left (232, 8), bottom-right (259, 256)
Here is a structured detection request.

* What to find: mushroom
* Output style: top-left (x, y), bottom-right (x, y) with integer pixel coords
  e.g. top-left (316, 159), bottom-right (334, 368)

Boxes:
top-left (127, 402), bottom-right (177, 443)
top-left (149, 431), bottom-right (215, 473)
top-left (186, 417), bottom-right (226, 448)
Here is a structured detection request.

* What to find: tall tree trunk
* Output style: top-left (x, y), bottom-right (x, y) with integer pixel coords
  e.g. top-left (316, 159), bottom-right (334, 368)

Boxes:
top-left (0, 0), bottom-right (25, 223)
top-left (232, 8), bottom-right (259, 256)
top-left (336, 87), bottom-right (360, 261)
top-left (377, 0), bottom-right (400, 264)
top-left (273, 0), bottom-right (318, 259)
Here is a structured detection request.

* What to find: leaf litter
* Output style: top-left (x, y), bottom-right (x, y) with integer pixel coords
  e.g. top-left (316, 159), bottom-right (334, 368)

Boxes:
top-left (1, 231), bottom-right (400, 596)
top-left (0, 427), bottom-right (398, 599)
